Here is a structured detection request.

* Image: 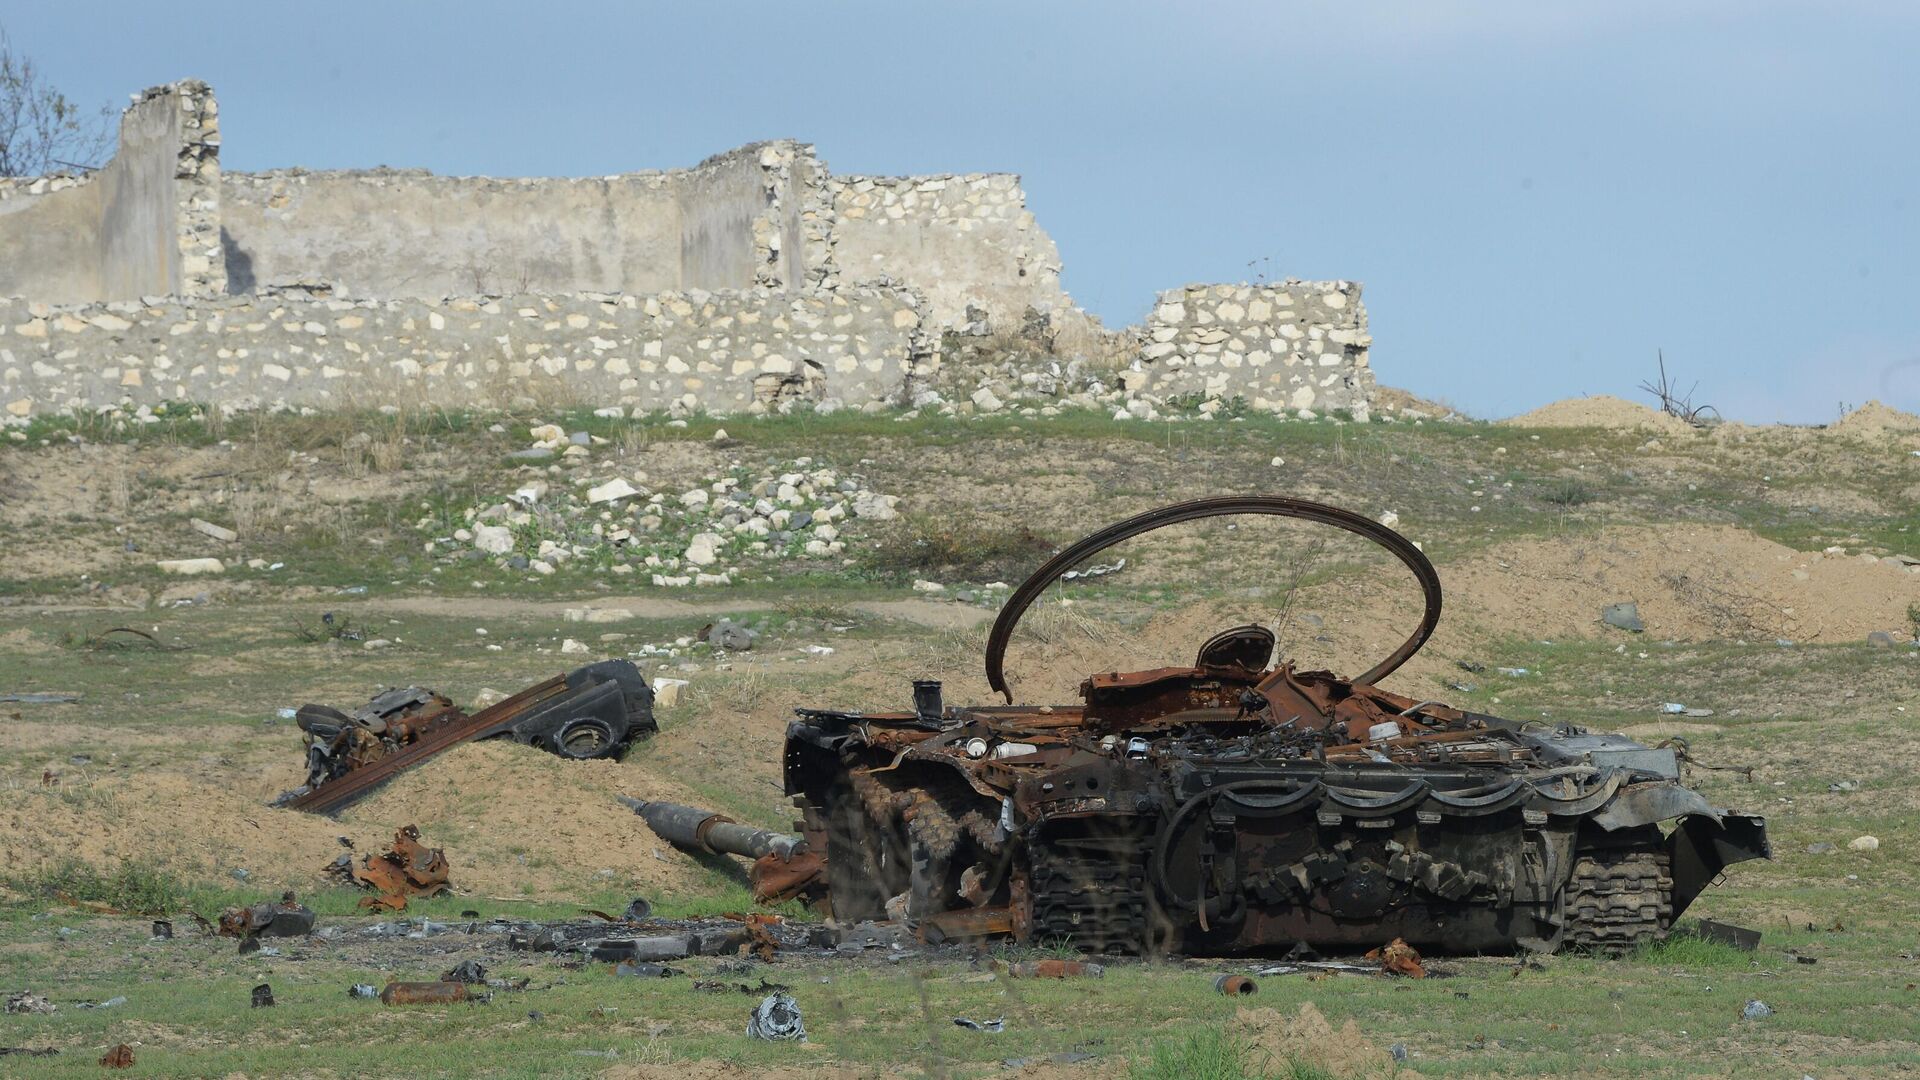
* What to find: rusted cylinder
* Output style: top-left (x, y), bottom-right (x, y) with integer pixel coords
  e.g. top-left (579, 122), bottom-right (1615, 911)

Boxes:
top-left (1214, 974), bottom-right (1258, 996)
top-left (1007, 959), bottom-right (1106, 979)
top-left (379, 981), bottom-right (473, 1005)
top-left (617, 796), bottom-right (806, 860)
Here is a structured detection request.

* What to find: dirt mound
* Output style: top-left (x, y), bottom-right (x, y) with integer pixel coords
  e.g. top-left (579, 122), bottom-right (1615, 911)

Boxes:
top-left (1230, 1003), bottom-right (1421, 1078)
top-left (0, 739), bottom-right (745, 900)
top-left (1499, 394), bottom-right (1695, 435)
top-left (1442, 525), bottom-right (1920, 643)
top-left (0, 772), bottom-right (348, 891)
top-left (1373, 384), bottom-right (1466, 420)
top-left (338, 740), bottom-right (729, 898)
top-left (1827, 399), bottom-right (1920, 445)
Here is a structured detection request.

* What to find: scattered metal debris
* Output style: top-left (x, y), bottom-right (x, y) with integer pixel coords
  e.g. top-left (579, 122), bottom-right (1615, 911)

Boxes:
top-left (328, 825), bottom-right (451, 911)
top-left (782, 497), bottom-right (1770, 956)
top-left (349, 984), bottom-right (379, 999)
top-left (0, 692), bottom-right (82, 704)
top-left (5, 992), bottom-right (53, 1015)
top-left (612, 962), bottom-right (681, 978)
top-left (0, 1047), bottom-right (58, 1057)
top-left (1743, 999), bottom-right (1774, 1020)
top-left (216, 893), bottom-right (315, 943)
top-left (1004, 960), bottom-right (1104, 979)
top-left (251, 984), bottom-right (275, 1008)
top-left (1213, 974), bottom-right (1258, 996)
top-left (746, 992), bottom-right (805, 1041)
top-left (276, 660), bottom-right (657, 815)
top-left (1367, 938), bottom-right (1427, 979)
top-left (150, 920), bottom-right (172, 941)
top-left (440, 960), bottom-right (487, 984)
top-left (99, 1044), bottom-right (135, 1069)
top-left (953, 1016), bottom-right (1006, 1032)
top-left (380, 982), bottom-right (484, 1005)
top-left (1692, 918), bottom-right (1761, 951)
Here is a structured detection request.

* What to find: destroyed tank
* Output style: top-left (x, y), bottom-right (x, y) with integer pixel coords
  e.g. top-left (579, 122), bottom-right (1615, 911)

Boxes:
top-left (783, 497), bottom-right (1769, 955)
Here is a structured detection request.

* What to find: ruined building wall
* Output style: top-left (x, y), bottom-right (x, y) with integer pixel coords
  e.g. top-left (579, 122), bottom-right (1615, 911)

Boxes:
top-left (0, 81), bottom-right (222, 305)
top-left (827, 174), bottom-right (1068, 326)
top-left (0, 286), bottom-right (927, 420)
top-left (220, 170), bottom-right (685, 298)
top-left (0, 80), bottom-right (1376, 421)
top-left (1132, 282), bottom-right (1374, 416)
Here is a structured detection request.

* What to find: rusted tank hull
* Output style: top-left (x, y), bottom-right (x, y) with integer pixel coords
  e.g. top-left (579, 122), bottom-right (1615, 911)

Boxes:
top-left (784, 496), bottom-right (1770, 956)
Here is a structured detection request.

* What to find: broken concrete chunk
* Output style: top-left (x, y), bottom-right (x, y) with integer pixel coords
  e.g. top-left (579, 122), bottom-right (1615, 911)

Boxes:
top-left (157, 557), bottom-right (225, 575)
top-left (1601, 602), bottom-right (1644, 633)
top-left (190, 517), bottom-right (238, 543)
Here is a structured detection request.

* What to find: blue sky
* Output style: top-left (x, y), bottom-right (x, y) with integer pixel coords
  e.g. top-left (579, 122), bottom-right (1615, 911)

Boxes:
top-left (10, 2), bottom-right (1917, 422)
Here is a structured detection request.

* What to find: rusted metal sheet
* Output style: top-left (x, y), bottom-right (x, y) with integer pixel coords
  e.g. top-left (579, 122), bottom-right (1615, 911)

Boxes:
top-left (217, 893), bottom-right (315, 940)
top-left (332, 825), bottom-right (450, 911)
top-left (278, 661), bottom-right (656, 815)
top-left (782, 495), bottom-right (1772, 958)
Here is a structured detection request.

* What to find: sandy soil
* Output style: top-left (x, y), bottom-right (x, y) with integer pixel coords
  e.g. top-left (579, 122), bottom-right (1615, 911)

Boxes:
top-left (1498, 394), bottom-right (1697, 435)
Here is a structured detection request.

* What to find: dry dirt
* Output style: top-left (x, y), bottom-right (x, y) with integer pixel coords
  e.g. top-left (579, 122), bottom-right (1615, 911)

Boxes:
top-left (1498, 394), bottom-right (1697, 435)
top-left (1827, 399), bottom-right (1920, 447)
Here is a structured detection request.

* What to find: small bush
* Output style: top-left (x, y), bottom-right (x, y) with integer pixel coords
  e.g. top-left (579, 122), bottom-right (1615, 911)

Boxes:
top-left (1540, 479), bottom-right (1597, 507)
top-left (16, 860), bottom-right (192, 915)
top-left (864, 515), bottom-right (1056, 583)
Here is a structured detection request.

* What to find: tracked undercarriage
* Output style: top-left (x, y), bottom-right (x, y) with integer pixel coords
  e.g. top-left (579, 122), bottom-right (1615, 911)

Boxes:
top-left (784, 496), bottom-right (1769, 955)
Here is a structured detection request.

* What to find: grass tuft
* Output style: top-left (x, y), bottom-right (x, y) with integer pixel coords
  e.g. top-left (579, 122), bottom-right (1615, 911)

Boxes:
top-left (863, 514), bottom-right (1056, 583)
top-left (1130, 1027), bottom-right (1339, 1080)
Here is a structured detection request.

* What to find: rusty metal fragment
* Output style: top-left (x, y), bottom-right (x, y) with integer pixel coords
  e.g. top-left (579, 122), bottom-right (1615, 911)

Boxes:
top-left (781, 496), bottom-right (1772, 958)
top-left (1214, 974), bottom-right (1258, 996)
top-left (1366, 938), bottom-right (1427, 979)
top-left (379, 981), bottom-right (479, 1005)
top-left (100, 1045), bottom-right (135, 1068)
top-left (277, 660), bottom-right (657, 815)
top-left (329, 825), bottom-right (450, 911)
top-left (217, 892), bottom-right (315, 941)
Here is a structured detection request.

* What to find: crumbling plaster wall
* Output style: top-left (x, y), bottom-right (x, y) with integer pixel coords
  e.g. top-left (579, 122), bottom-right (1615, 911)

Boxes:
top-left (1131, 282), bottom-right (1374, 417)
top-left (0, 286), bottom-right (929, 420)
top-left (827, 173), bottom-right (1068, 327)
top-left (0, 81), bottom-right (222, 305)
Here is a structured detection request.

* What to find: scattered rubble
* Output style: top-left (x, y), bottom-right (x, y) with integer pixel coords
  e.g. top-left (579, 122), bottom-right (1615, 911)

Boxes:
top-left (431, 449), bottom-right (899, 586)
top-left (5, 992), bottom-right (53, 1015)
top-left (328, 825), bottom-right (451, 911)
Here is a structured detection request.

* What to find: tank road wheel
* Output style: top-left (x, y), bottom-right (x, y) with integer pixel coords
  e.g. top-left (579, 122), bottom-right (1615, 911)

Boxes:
top-left (821, 784), bottom-right (902, 923)
top-left (1564, 847), bottom-right (1673, 954)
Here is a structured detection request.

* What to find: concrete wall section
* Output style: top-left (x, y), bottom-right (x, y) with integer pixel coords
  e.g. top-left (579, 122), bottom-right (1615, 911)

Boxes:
top-left (0, 286), bottom-right (930, 418)
top-left (219, 170), bottom-right (684, 299)
top-left (1133, 282), bottom-right (1374, 417)
top-left (828, 173), bottom-right (1068, 326)
top-left (0, 176), bottom-right (104, 304)
top-left (0, 81), bottom-right (219, 305)
top-left (676, 147), bottom-right (766, 293)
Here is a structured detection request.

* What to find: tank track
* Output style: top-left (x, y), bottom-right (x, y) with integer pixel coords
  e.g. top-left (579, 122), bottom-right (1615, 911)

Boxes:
top-left (1029, 833), bottom-right (1152, 954)
top-left (1564, 848), bottom-right (1672, 952)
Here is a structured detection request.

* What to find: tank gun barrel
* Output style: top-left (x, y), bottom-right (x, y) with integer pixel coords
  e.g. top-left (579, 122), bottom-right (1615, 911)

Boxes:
top-left (618, 796), bottom-right (806, 861)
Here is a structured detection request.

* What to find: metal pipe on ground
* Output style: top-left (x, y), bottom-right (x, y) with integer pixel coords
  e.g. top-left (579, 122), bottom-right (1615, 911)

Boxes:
top-left (617, 796), bottom-right (807, 861)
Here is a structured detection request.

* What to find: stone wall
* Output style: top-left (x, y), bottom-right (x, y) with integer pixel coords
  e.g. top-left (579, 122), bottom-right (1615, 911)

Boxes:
top-left (0, 285), bottom-right (929, 420)
top-left (0, 82), bottom-right (221, 305)
top-left (1131, 282), bottom-right (1373, 417)
top-left (827, 173), bottom-right (1068, 326)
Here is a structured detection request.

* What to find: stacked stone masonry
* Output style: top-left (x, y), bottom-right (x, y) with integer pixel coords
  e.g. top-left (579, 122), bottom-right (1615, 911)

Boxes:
top-left (1134, 282), bottom-right (1374, 418)
top-left (0, 287), bottom-right (927, 419)
top-left (0, 79), bottom-right (1374, 421)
